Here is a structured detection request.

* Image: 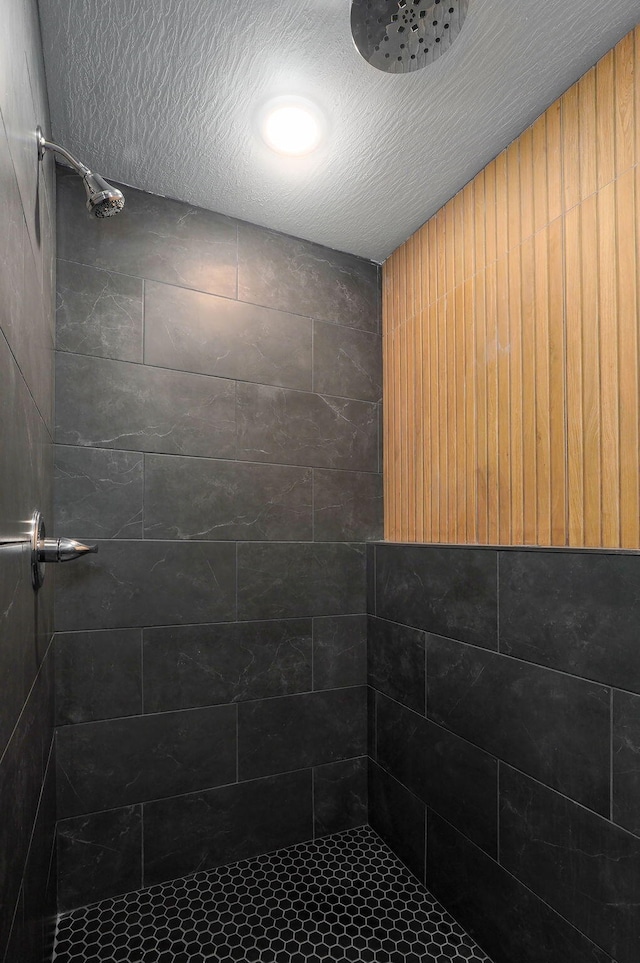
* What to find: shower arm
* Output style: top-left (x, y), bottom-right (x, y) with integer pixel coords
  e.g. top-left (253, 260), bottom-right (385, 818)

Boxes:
top-left (36, 127), bottom-right (90, 175)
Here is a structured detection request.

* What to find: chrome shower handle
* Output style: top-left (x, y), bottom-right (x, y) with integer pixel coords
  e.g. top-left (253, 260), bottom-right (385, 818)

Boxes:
top-left (31, 511), bottom-right (98, 589)
top-left (38, 537), bottom-right (98, 563)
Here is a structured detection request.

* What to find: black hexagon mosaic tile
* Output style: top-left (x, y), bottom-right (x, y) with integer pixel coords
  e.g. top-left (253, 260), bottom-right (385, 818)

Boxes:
top-left (52, 826), bottom-right (493, 963)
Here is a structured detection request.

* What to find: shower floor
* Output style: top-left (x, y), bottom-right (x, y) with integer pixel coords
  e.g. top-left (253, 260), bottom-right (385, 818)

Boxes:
top-left (51, 826), bottom-right (492, 963)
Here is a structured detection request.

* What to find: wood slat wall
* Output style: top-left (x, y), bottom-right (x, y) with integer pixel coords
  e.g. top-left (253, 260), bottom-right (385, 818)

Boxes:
top-left (383, 24), bottom-right (640, 548)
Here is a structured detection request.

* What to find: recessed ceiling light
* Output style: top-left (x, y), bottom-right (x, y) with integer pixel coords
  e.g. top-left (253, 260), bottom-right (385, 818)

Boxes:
top-left (259, 97), bottom-right (325, 156)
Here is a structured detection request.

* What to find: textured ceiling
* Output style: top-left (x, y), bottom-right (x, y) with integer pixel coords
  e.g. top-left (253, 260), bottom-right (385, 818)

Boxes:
top-left (39, 0), bottom-right (639, 262)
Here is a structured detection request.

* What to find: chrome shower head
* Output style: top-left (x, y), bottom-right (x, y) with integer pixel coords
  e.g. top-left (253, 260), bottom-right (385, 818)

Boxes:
top-left (36, 127), bottom-right (125, 217)
top-left (351, 0), bottom-right (469, 74)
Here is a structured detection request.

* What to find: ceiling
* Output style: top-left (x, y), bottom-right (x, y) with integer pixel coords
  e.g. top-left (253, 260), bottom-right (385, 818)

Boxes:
top-left (39, 0), bottom-right (640, 263)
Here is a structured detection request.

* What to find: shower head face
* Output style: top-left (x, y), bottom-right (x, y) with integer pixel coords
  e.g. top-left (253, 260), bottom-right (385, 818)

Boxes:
top-left (82, 171), bottom-right (125, 217)
top-left (351, 0), bottom-right (469, 74)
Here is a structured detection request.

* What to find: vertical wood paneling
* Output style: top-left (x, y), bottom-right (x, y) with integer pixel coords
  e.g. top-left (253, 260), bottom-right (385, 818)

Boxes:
top-left (382, 23), bottom-right (640, 549)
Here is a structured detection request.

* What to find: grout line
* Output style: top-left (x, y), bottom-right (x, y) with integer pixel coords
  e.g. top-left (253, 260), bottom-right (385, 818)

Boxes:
top-left (610, 688), bottom-right (614, 822)
top-left (55, 257), bottom-right (380, 335)
top-left (55, 348), bottom-right (379, 406)
top-left (52, 441), bottom-right (381, 477)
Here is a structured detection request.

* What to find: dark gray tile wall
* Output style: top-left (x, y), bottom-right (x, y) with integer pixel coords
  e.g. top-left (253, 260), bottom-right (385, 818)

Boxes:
top-left (367, 543), bottom-right (640, 963)
top-left (0, 0), bottom-right (56, 959)
top-left (53, 170), bottom-right (381, 909)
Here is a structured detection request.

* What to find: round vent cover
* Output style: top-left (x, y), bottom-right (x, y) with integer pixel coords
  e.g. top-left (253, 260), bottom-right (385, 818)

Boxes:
top-left (351, 0), bottom-right (469, 74)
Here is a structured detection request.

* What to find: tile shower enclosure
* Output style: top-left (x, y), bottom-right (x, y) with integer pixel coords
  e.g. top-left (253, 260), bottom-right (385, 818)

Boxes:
top-left (52, 168), bottom-right (382, 911)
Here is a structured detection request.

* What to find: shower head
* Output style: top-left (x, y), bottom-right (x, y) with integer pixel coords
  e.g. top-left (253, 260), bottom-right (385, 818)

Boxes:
top-left (36, 127), bottom-right (124, 217)
top-left (351, 0), bottom-right (469, 74)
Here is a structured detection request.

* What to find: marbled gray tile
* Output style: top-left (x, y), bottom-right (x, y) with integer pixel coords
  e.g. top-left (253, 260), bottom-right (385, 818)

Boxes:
top-left (237, 224), bottom-right (379, 331)
top-left (237, 542), bottom-right (366, 620)
top-left (143, 619), bottom-right (312, 712)
top-left (376, 692), bottom-right (497, 856)
top-left (0, 330), bottom-right (53, 756)
top-left (313, 322), bottom-right (382, 402)
top-left (55, 629), bottom-right (142, 725)
top-left (55, 352), bottom-right (237, 458)
top-left (143, 770), bottom-right (313, 886)
top-left (57, 806), bottom-right (142, 912)
top-left (144, 279), bottom-right (312, 390)
top-left (55, 540), bottom-right (236, 631)
top-left (54, 445), bottom-right (143, 539)
top-left (236, 382), bottom-right (378, 472)
top-left (366, 542), bottom-right (376, 616)
top-left (144, 453), bottom-right (312, 541)
top-left (56, 259), bottom-right (143, 362)
top-left (500, 765), bottom-right (640, 963)
top-left (427, 635), bottom-right (610, 813)
top-left (57, 171), bottom-right (237, 297)
top-left (238, 687), bottom-right (367, 780)
top-left (313, 757), bottom-right (368, 837)
top-left (427, 810), bottom-right (614, 963)
top-left (499, 550), bottom-right (640, 694)
top-left (313, 468), bottom-right (382, 541)
top-left (375, 544), bottom-right (498, 648)
top-left (368, 760), bottom-right (425, 883)
top-left (56, 704), bottom-right (237, 818)
top-left (368, 616), bottom-right (426, 714)
top-left (613, 690), bottom-right (640, 837)
top-left (313, 615), bottom-right (367, 689)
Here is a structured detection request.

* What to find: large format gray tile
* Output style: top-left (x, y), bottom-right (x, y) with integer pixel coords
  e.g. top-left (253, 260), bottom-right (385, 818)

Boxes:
top-left (237, 382), bottom-right (378, 472)
top-left (237, 542), bottom-right (366, 620)
top-left (55, 540), bottom-right (236, 631)
top-left (368, 760), bottom-right (425, 884)
top-left (56, 704), bottom-right (237, 818)
top-left (427, 635), bottom-right (610, 814)
top-left (375, 692), bottom-right (498, 856)
top-left (499, 550), bottom-right (640, 694)
top-left (375, 544), bottom-right (498, 648)
top-left (55, 352), bottom-right (236, 458)
top-left (143, 770), bottom-right (313, 886)
top-left (144, 280), bottom-right (312, 390)
top-left (613, 690), bottom-right (640, 837)
top-left (313, 757), bottom-right (368, 838)
top-left (56, 259), bottom-right (143, 362)
top-left (313, 469), bottom-right (382, 541)
top-left (313, 615), bottom-right (367, 690)
top-left (313, 322), bottom-right (382, 402)
top-left (427, 810), bottom-right (614, 963)
top-left (55, 629), bottom-right (142, 725)
top-left (144, 453), bottom-right (312, 541)
top-left (237, 224), bottom-right (379, 331)
top-left (57, 806), bottom-right (142, 912)
top-left (54, 445), bottom-right (143, 539)
top-left (368, 616), bottom-right (426, 714)
top-left (238, 687), bottom-right (367, 780)
top-left (57, 171), bottom-right (237, 297)
top-left (143, 620), bottom-right (312, 712)
top-left (500, 766), bottom-right (640, 963)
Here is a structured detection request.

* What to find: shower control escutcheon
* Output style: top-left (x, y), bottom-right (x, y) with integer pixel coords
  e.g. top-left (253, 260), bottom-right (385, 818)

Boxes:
top-left (31, 511), bottom-right (98, 589)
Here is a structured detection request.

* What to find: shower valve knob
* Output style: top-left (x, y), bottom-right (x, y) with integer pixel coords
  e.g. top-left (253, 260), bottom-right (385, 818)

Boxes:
top-left (31, 511), bottom-right (98, 589)
top-left (38, 537), bottom-right (98, 563)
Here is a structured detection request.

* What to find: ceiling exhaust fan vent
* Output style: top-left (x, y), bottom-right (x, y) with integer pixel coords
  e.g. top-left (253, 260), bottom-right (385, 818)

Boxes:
top-left (351, 0), bottom-right (469, 73)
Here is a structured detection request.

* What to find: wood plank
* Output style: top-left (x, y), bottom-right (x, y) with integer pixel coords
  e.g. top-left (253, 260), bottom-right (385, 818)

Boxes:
top-left (614, 30), bottom-right (635, 174)
top-left (581, 193), bottom-right (601, 546)
top-left (455, 283), bottom-right (466, 541)
top-left (485, 160), bottom-right (497, 265)
top-left (597, 181), bottom-right (620, 547)
top-left (532, 113), bottom-right (548, 233)
top-left (617, 169), bottom-right (638, 547)
top-left (485, 261), bottom-right (499, 544)
top-left (548, 217), bottom-right (566, 545)
top-left (520, 236), bottom-right (537, 543)
top-left (546, 100), bottom-right (563, 223)
top-left (496, 255), bottom-right (511, 543)
top-left (495, 150), bottom-right (509, 258)
top-left (508, 245), bottom-right (524, 543)
top-left (474, 169), bottom-right (486, 273)
top-left (507, 140), bottom-right (521, 252)
top-left (596, 49), bottom-right (616, 190)
top-left (534, 227), bottom-right (551, 544)
top-left (561, 84), bottom-right (581, 212)
top-left (564, 204), bottom-right (584, 545)
top-left (578, 67), bottom-right (597, 200)
top-left (519, 126), bottom-right (535, 239)
top-left (464, 276), bottom-right (477, 543)
top-left (475, 271), bottom-right (489, 543)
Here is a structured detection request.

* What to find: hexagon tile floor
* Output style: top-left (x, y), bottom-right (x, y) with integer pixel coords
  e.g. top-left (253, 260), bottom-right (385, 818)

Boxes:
top-left (51, 825), bottom-right (493, 963)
